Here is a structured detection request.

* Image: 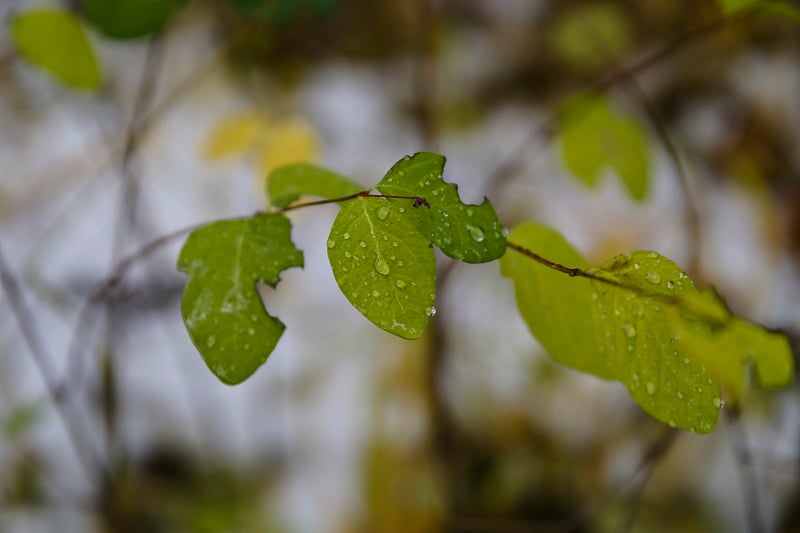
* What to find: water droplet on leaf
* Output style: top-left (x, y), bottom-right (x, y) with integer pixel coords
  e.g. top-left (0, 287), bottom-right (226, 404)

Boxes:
top-left (374, 258), bottom-right (390, 275)
top-left (622, 323), bottom-right (637, 338)
top-left (395, 279), bottom-right (406, 289)
top-left (467, 225), bottom-right (485, 242)
top-left (376, 207), bottom-right (389, 220)
top-left (645, 271), bottom-right (662, 284)
top-left (327, 239), bottom-right (336, 249)
top-left (646, 382), bottom-right (656, 395)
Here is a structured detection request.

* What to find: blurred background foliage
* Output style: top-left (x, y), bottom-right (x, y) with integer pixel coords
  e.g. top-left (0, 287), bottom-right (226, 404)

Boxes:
top-left (1, 0), bottom-right (800, 532)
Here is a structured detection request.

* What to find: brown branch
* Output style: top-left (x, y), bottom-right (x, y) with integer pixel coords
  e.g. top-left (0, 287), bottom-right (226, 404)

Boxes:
top-left (619, 78), bottom-right (702, 277)
top-left (485, 14), bottom-right (730, 199)
top-left (0, 241), bottom-right (106, 483)
top-left (276, 191), bottom-right (431, 212)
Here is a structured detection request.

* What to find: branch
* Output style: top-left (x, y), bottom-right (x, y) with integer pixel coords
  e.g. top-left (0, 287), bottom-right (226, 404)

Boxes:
top-left (0, 241), bottom-right (105, 483)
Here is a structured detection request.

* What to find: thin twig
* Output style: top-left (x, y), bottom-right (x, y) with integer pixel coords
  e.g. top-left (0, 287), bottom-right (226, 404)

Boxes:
top-left (58, 223), bottom-right (200, 401)
top-left (619, 78), bottom-right (702, 277)
top-left (485, 14), bottom-right (729, 198)
top-left (726, 407), bottom-right (765, 533)
top-left (0, 241), bottom-right (106, 483)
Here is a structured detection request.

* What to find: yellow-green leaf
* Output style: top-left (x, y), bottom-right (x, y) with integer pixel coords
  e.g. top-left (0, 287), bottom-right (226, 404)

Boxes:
top-left (11, 8), bottom-right (102, 90)
top-left (559, 95), bottom-right (650, 201)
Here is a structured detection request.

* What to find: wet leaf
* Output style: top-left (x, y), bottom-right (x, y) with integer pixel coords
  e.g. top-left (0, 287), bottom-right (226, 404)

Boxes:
top-left (11, 8), bottom-right (101, 90)
top-left (268, 164), bottom-right (362, 208)
top-left (328, 196), bottom-right (436, 339)
top-left (376, 152), bottom-right (506, 263)
top-left (178, 214), bottom-right (303, 384)
top-left (503, 224), bottom-right (794, 432)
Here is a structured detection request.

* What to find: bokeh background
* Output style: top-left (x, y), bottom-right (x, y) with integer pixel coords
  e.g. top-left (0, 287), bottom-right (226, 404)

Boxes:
top-left (1, 0), bottom-right (800, 531)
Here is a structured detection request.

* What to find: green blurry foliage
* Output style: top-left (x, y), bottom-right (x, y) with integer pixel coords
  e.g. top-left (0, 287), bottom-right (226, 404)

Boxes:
top-left (81, 0), bottom-right (188, 39)
top-left (11, 8), bottom-right (102, 90)
top-left (558, 95), bottom-right (651, 201)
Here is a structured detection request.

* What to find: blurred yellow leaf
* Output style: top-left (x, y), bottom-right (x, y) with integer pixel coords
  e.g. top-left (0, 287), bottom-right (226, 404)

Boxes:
top-left (202, 111), bottom-right (267, 161)
top-left (258, 117), bottom-right (321, 178)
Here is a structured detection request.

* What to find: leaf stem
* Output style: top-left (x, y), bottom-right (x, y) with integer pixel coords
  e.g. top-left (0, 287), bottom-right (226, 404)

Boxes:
top-left (276, 191), bottom-right (431, 212)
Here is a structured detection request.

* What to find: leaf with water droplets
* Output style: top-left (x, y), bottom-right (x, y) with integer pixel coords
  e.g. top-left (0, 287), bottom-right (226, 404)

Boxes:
top-left (587, 251), bottom-right (719, 432)
top-left (268, 163), bottom-right (362, 208)
top-left (376, 152), bottom-right (506, 263)
top-left (558, 95), bottom-right (650, 201)
top-left (177, 214), bottom-right (303, 384)
top-left (503, 226), bottom-right (793, 433)
top-left (328, 196), bottom-right (436, 339)
top-left (666, 289), bottom-right (794, 403)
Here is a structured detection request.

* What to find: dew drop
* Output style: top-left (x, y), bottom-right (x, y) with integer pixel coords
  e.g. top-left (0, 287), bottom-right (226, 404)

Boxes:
top-left (622, 323), bottom-right (637, 338)
top-left (645, 271), bottom-right (662, 284)
top-left (247, 328), bottom-right (255, 335)
top-left (206, 336), bottom-right (216, 348)
top-left (677, 391), bottom-right (684, 400)
top-left (395, 279), bottom-right (406, 289)
top-left (372, 290), bottom-right (380, 298)
top-left (343, 232), bottom-right (351, 240)
top-left (467, 225), bottom-right (485, 242)
top-left (646, 382), bottom-right (656, 395)
top-left (399, 207), bottom-right (406, 213)
top-left (397, 260), bottom-right (405, 267)
top-left (359, 241), bottom-right (367, 248)
top-left (646, 251), bottom-right (658, 259)
top-left (374, 258), bottom-right (390, 276)
top-left (668, 420), bottom-right (676, 428)
top-left (666, 280), bottom-right (675, 289)
top-left (425, 306), bottom-right (437, 317)
top-left (466, 208), bottom-right (474, 217)
top-left (376, 207), bottom-right (390, 220)
top-left (327, 239), bottom-right (336, 249)
top-left (250, 314), bottom-right (258, 322)
top-left (713, 397), bottom-right (725, 409)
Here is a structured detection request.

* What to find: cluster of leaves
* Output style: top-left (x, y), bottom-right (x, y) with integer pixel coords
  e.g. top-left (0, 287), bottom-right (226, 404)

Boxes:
top-left (177, 152), bottom-right (793, 434)
top-left (7, 0), bottom-right (337, 91)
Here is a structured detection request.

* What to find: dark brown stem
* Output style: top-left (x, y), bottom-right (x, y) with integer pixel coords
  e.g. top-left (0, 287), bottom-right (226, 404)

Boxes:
top-left (276, 191), bottom-right (430, 212)
top-left (506, 241), bottom-right (584, 277)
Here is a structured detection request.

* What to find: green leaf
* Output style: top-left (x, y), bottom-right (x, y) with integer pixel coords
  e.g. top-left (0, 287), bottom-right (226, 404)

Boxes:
top-left (268, 163), bottom-right (362, 208)
top-left (667, 290), bottom-right (794, 402)
top-left (327, 196), bottom-right (436, 339)
top-left (499, 223), bottom-right (612, 379)
top-left (718, 0), bottom-right (800, 20)
top-left (178, 214), bottom-right (303, 384)
top-left (2, 403), bottom-right (42, 440)
top-left (81, 0), bottom-right (186, 40)
top-left (503, 224), bottom-right (794, 433)
top-left (376, 152), bottom-right (507, 263)
top-left (587, 252), bottom-right (721, 432)
top-left (11, 8), bottom-right (102, 90)
top-left (551, 2), bottom-right (632, 70)
top-left (559, 95), bottom-right (650, 201)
